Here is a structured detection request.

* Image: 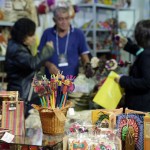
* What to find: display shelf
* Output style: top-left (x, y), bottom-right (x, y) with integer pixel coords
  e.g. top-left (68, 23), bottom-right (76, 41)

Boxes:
top-left (0, 20), bottom-right (14, 90)
top-left (96, 49), bottom-right (111, 53)
top-left (75, 3), bottom-right (135, 59)
top-left (117, 8), bottom-right (135, 37)
top-left (0, 21), bottom-right (14, 26)
top-left (76, 3), bottom-right (117, 57)
top-left (78, 3), bottom-right (116, 10)
top-left (82, 28), bottom-right (112, 32)
top-left (117, 8), bottom-right (136, 62)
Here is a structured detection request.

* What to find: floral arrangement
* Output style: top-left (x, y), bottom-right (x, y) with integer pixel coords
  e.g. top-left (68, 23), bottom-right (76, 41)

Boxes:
top-left (84, 57), bottom-right (130, 90)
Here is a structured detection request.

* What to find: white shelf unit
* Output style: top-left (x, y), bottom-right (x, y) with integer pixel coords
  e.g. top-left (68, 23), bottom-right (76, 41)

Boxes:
top-left (76, 3), bottom-right (117, 57)
top-left (0, 21), bottom-right (13, 60)
top-left (117, 8), bottom-right (136, 62)
top-left (0, 21), bottom-right (14, 27)
top-left (75, 3), bottom-right (135, 60)
top-left (117, 8), bottom-right (136, 38)
top-left (0, 21), bottom-right (13, 90)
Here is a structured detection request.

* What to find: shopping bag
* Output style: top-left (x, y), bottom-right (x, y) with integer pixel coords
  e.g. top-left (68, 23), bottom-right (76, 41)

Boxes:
top-left (0, 91), bottom-right (19, 127)
top-left (0, 91), bottom-right (18, 101)
top-left (1, 101), bottom-right (25, 135)
top-left (93, 71), bottom-right (124, 109)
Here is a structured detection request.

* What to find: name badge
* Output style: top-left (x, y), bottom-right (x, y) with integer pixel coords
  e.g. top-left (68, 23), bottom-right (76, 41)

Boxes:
top-left (58, 54), bottom-right (68, 67)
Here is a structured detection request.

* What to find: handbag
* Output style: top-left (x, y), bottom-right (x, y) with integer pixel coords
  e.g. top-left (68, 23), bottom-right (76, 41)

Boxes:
top-left (93, 71), bottom-right (124, 109)
top-left (1, 101), bottom-right (25, 135)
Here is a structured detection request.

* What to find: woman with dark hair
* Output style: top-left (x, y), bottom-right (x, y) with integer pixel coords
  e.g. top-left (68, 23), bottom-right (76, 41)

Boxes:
top-left (5, 18), bottom-right (54, 116)
top-left (115, 19), bottom-right (150, 112)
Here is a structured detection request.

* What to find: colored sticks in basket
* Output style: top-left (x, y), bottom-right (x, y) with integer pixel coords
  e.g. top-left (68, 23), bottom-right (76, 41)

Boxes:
top-left (32, 72), bottom-right (75, 108)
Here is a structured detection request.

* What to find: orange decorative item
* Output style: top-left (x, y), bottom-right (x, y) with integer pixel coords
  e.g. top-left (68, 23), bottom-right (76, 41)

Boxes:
top-left (21, 146), bottom-right (38, 150)
top-left (0, 10), bottom-right (4, 20)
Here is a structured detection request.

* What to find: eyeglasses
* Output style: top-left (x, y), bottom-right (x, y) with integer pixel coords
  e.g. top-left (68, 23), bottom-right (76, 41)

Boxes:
top-left (56, 16), bottom-right (70, 22)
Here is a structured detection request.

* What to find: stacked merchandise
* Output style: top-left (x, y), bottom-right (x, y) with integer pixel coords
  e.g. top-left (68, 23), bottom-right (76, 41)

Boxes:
top-left (64, 108), bottom-right (122, 149)
top-left (68, 73), bottom-right (96, 111)
top-left (65, 107), bottom-right (150, 150)
top-left (68, 92), bottom-right (90, 111)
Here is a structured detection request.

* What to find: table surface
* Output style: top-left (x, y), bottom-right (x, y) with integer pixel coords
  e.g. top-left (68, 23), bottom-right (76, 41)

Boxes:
top-left (0, 110), bottom-right (92, 148)
top-left (1, 128), bottom-right (64, 148)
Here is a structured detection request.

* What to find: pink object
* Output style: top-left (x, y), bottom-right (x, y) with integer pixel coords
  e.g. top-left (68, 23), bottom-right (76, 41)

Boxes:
top-left (46, 0), bottom-right (55, 6)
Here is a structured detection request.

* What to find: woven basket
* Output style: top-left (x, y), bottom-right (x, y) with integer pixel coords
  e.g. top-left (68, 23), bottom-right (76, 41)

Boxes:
top-left (39, 103), bottom-right (70, 135)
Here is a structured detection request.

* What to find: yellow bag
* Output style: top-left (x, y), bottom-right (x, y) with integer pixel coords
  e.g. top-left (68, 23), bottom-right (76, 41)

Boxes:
top-left (93, 71), bottom-right (124, 109)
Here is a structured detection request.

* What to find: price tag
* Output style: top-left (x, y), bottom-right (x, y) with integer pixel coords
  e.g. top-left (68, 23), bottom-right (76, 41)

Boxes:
top-left (53, 108), bottom-right (66, 122)
top-left (1, 132), bottom-right (14, 143)
top-left (9, 103), bottom-right (16, 111)
top-left (68, 108), bottom-right (75, 116)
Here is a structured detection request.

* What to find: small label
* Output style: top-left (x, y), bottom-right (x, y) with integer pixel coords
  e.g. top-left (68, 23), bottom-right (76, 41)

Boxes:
top-left (9, 103), bottom-right (16, 111)
top-left (73, 143), bottom-right (85, 148)
top-left (58, 62), bottom-right (69, 67)
top-left (1, 132), bottom-right (14, 143)
top-left (68, 108), bottom-right (75, 116)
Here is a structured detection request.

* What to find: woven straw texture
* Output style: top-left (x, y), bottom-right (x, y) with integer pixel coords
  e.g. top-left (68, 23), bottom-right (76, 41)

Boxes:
top-left (39, 102), bottom-right (71, 135)
top-left (39, 108), bottom-right (68, 135)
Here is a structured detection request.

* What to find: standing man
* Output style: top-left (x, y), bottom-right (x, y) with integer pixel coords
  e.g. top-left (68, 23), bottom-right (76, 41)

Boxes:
top-left (38, 6), bottom-right (90, 78)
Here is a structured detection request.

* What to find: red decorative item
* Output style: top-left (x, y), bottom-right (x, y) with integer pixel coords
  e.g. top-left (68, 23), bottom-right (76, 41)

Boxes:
top-left (0, 143), bottom-right (10, 150)
top-left (21, 146), bottom-right (38, 150)
top-left (38, 1), bottom-right (48, 14)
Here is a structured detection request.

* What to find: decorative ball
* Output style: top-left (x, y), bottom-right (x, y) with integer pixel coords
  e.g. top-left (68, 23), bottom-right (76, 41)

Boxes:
top-left (38, 2), bottom-right (47, 14)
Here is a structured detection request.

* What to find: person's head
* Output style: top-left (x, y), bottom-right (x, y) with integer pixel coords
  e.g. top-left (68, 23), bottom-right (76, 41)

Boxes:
top-left (53, 6), bottom-right (71, 32)
top-left (135, 19), bottom-right (150, 48)
top-left (11, 18), bottom-right (36, 46)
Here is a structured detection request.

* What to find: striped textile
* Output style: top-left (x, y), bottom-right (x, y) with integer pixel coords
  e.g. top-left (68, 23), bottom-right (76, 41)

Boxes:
top-left (0, 91), bottom-right (19, 101)
top-left (2, 101), bottom-right (25, 135)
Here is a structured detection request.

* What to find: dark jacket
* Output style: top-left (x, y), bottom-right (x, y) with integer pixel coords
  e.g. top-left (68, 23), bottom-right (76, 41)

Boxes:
top-left (5, 39), bottom-right (53, 102)
top-left (120, 44), bottom-right (150, 111)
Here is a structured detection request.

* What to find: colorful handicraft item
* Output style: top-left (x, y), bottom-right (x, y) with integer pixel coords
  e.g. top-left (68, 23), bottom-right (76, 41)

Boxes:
top-left (32, 72), bottom-right (75, 109)
top-left (116, 113), bottom-right (144, 150)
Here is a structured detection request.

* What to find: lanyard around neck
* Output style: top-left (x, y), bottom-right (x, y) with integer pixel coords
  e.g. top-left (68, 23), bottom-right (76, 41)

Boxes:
top-left (56, 30), bottom-right (70, 55)
top-left (136, 48), bottom-right (144, 56)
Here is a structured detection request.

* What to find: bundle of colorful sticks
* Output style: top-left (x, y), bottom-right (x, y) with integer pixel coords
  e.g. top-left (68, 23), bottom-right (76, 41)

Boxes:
top-left (32, 72), bottom-right (75, 109)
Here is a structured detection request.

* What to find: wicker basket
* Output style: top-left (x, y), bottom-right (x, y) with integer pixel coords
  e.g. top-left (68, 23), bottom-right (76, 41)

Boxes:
top-left (38, 103), bottom-right (70, 135)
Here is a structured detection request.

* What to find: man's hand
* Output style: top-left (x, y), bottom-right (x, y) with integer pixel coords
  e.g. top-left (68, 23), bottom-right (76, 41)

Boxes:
top-left (45, 61), bottom-right (60, 75)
